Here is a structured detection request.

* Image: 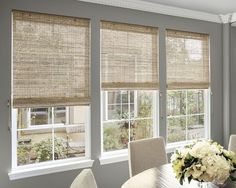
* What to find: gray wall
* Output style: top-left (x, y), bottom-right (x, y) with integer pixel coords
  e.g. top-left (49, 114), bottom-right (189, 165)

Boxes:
top-left (231, 27), bottom-right (236, 134)
top-left (0, 0), bottom-right (223, 188)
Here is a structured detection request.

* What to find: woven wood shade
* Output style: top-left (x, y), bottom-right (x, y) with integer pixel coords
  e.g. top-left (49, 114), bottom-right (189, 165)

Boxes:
top-left (101, 21), bottom-right (158, 90)
top-left (13, 11), bottom-right (90, 108)
top-left (166, 30), bottom-right (210, 90)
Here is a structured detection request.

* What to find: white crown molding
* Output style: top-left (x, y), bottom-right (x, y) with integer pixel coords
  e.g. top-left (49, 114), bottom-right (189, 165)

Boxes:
top-left (77, 0), bottom-right (221, 23)
top-left (219, 14), bottom-right (231, 24)
top-left (231, 12), bottom-right (236, 24)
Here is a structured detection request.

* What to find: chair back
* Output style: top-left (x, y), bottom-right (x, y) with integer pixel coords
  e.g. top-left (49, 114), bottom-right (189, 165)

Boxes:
top-left (128, 137), bottom-right (167, 177)
top-left (70, 169), bottom-right (97, 188)
top-left (228, 135), bottom-right (236, 154)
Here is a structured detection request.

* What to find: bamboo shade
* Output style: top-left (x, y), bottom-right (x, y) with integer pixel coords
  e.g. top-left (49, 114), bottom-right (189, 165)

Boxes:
top-left (13, 11), bottom-right (90, 108)
top-left (166, 29), bottom-right (210, 89)
top-left (101, 21), bottom-right (158, 90)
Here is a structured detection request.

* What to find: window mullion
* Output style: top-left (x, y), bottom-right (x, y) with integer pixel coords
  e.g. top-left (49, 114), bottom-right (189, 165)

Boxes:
top-left (127, 91), bottom-right (130, 142)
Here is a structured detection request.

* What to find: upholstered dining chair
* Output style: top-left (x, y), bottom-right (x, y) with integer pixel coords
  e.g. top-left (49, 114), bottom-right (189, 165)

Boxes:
top-left (128, 137), bottom-right (167, 177)
top-left (121, 168), bottom-right (160, 188)
top-left (70, 169), bottom-right (98, 188)
top-left (228, 135), bottom-right (236, 154)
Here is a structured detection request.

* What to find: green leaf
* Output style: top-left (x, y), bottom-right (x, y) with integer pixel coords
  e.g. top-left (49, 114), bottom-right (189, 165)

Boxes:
top-left (188, 176), bottom-right (192, 184)
top-left (180, 174), bottom-right (185, 185)
top-left (230, 175), bottom-right (236, 181)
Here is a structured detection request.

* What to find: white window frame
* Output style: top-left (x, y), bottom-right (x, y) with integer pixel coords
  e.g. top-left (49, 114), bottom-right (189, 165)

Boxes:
top-left (101, 90), bottom-right (158, 158)
top-left (10, 106), bottom-right (93, 180)
top-left (166, 88), bottom-right (211, 150)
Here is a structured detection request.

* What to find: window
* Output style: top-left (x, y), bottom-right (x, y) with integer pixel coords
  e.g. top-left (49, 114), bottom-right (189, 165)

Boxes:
top-left (102, 90), bottom-right (156, 152)
top-left (100, 21), bottom-right (159, 155)
top-left (167, 89), bottom-right (209, 143)
top-left (166, 30), bottom-right (210, 144)
top-left (14, 106), bottom-right (89, 166)
top-left (12, 11), bottom-right (91, 170)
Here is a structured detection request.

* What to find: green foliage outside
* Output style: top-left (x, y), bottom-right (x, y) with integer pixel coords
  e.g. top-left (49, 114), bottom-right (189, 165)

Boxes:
top-left (167, 90), bottom-right (205, 143)
top-left (103, 91), bottom-right (153, 152)
top-left (17, 137), bottom-right (67, 165)
top-left (32, 137), bottom-right (67, 162)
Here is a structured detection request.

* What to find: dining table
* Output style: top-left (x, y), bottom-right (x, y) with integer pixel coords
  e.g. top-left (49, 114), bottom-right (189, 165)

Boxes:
top-left (121, 164), bottom-right (236, 188)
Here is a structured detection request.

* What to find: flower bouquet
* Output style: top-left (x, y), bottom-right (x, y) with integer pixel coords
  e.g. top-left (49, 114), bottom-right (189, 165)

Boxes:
top-left (171, 140), bottom-right (236, 185)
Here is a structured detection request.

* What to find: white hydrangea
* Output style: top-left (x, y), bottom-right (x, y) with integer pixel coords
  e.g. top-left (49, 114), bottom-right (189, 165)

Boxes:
top-left (171, 140), bottom-right (236, 185)
top-left (189, 140), bottom-right (220, 158)
top-left (202, 155), bottom-right (231, 184)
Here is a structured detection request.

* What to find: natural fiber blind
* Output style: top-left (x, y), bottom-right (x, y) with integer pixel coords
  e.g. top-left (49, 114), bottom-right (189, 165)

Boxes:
top-left (13, 11), bottom-right (90, 108)
top-left (166, 30), bottom-right (210, 89)
top-left (101, 21), bottom-right (158, 90)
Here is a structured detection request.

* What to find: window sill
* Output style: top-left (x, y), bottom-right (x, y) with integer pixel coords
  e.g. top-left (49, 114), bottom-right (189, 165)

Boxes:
top-left (8, 159), bottom-right (94, 180)
top-left (166, 140), bottom-right (196, 153)
top-left (100, 141), bottom-right (193, 165)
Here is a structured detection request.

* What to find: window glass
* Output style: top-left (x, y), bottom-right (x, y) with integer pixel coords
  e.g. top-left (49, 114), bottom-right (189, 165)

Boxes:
top-left (167, 90), bottom-right (207, 143)
top-left (103, 90), bottom-right (156, 152)
top-left (16, 106), bottom-right (88, 166)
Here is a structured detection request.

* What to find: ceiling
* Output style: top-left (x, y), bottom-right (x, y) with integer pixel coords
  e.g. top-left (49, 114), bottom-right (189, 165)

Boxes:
top-left (78, 0), bottom-right (236, 23)
top-left (142, 0), bottom-right (236, 15)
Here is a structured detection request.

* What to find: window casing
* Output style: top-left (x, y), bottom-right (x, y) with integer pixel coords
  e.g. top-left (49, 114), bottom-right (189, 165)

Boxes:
top-left (12, 11), bottom-right (91, 171)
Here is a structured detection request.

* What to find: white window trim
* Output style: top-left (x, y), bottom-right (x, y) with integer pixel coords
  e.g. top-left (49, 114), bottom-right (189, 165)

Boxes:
top-left (99, 140), bottom-right (192, 165)
top-left (11, 106), bottom-right (92, 180)
top-left (8, 158), bottom-right (94, 180)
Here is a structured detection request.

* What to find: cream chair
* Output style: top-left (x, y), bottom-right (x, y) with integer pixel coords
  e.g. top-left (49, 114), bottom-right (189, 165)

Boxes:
top-left (122, 168), bottom-right (160, 188)
top-left (228, 135), bottom-right (236, 154)
top-left (70, 169), bottom-right (98, 188)
top-left (128, 137), bottom-right (167, 177)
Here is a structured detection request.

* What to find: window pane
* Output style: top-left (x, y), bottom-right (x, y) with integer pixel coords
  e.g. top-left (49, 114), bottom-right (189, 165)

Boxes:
top-left (108, 91), bottom-right (121, 104)
top-left (130, 104), bottom-right (134, 118)
top-left (137, 91), bottom-right (153, 118)
top-left (31, 108), bottom-right (50, 125)
top-left (187, 115), bottom-right (205, 140)
top-left (17, 129), bottom-right (52, 166)
top-left (17, 108), bottom-right (28, 129)
top-left (103, 121), bottom-right (129, 152)
top-left (121, 91), bottom-right (129, 103)
top-left (108, 105), bottom-right (121, 120)
top-left (121, 104), bottom-right (129, 118)
top-left (187, 90), bottom-right (204, 114)
top-left (167, 117), bottom-right (186, 143)
top-left (130, 91), bottom-right (134, 103)
top-left (54, 107), bottom-right (66, 124)
top-left (54, 126), bottom-right (85, 160)
top-left (130, 119), bottom-right (153, 141)
top-left (167, 90), bottom-right (186, 116)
